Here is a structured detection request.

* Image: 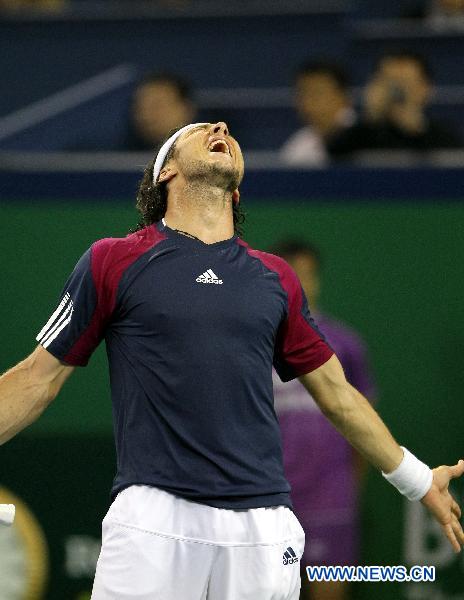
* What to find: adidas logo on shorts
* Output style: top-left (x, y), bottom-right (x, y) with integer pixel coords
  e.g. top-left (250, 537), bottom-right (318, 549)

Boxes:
top-left (196, 269), bottom-right (223, 285)
top-left (283, 547), bottom-right (299, 565)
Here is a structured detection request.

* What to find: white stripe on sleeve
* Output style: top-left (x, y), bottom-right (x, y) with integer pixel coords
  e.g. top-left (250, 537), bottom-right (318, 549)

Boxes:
top-left (42, 307), bottom-right (74, 349)
top-left (36, 292), bottom-right (71, 342)
top-left (40, 300), bottom-right (74, 346)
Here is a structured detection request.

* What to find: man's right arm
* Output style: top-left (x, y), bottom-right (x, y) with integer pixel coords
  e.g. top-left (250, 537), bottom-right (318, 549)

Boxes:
top-left (0, 346), bottom-right (74, 445)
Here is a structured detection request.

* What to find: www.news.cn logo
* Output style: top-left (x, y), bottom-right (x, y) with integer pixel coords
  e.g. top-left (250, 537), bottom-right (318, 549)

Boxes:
top-left (305, 565), bottom-right (436, 583)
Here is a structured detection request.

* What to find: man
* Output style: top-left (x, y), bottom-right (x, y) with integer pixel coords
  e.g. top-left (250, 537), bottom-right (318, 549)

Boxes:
top-left (125, 71), bottom-right (196, 150)
top-left (426, 0), bottom-right (464, 29)
top-left (271, 240), bottom-right (376, 600)
top-left (280, 62), bottom-right (356, 167)
top-left (0, 0), bottom-right (63, 11)
top-left (0, 122), bottom-right (463, 600)
top-left (329, 51), bottom-right (462, 157)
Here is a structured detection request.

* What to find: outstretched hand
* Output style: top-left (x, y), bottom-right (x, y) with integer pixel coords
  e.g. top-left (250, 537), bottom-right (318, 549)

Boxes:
top-left (421, 460), bottom-right (464, 553)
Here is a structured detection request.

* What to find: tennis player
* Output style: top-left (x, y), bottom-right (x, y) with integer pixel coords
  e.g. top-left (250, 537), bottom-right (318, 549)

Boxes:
top-left (0, 122), bottom-right (463, 600)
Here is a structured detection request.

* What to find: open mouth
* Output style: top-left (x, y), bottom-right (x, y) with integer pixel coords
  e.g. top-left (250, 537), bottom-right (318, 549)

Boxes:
top-left (208, 139), bottom-right (230, 155)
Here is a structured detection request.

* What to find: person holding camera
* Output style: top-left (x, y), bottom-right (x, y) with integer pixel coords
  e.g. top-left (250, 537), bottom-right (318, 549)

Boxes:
top-left (280, 61), bottom-right (356, 167)
top-left (328, 51), bottom-right (462, 158)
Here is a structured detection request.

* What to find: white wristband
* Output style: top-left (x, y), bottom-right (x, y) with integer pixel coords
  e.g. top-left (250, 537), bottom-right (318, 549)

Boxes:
top-left (382, 447), bottom-right (433, 501)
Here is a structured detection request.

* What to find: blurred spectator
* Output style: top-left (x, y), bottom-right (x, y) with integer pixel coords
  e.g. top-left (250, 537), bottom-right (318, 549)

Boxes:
top-left (271, 240), bottom-right (376, 600)
top-left (406, 0), bottom-right (464, 26)
top-left (329, 51), bottom-right (462, 158)
top-left (280, 61), bottom-right (355, 167)
top-left (426, 0), bottom-right (464, 28)
top-left (0, 0), bottom-right (64, 11)
top-left (125, 72), bottom-right (196, 151)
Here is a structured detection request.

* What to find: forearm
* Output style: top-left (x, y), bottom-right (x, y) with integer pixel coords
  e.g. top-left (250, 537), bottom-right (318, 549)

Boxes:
top-left (0, 347), bottom-right (70, 445)
top-left (325, 381), bottom-right (402, 473)
top-left (0, 359), bottom-right (51, 444)
top-left (299, 355), bottom-right (402, 473)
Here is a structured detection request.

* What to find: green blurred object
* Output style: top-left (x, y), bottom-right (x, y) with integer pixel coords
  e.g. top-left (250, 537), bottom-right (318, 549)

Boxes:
top-left (1, 200), bottom-right (463, 599)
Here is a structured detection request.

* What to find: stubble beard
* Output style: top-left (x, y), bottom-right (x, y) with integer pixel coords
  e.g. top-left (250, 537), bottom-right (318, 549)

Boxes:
top-left (182, 157), bottom-right (241, 193)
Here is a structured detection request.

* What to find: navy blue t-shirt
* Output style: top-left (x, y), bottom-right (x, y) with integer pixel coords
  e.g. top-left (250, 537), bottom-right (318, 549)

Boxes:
top-left (36, 220), bottom-right (333, 509)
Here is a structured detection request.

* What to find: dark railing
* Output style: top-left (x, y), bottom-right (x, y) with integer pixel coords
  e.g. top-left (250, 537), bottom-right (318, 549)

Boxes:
top-left (2, 152), bottom-right (464, 201)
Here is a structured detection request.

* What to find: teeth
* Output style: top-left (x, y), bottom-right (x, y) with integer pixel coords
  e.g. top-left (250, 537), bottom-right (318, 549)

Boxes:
top-left (208, 139), bottom-right (229, 154)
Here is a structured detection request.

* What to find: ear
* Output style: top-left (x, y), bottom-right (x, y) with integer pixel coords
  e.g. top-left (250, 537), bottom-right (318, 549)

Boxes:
top-left (157, 166), bottom-right (177, 184)
top-left (232, 189), bottom-right (240, 205)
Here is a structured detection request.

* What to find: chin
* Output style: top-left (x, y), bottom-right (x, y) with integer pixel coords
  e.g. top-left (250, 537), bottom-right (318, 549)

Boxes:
top-left (210, 162), bottom-right (240, 190)
top-left (189, 158), bottom-right (239, 190)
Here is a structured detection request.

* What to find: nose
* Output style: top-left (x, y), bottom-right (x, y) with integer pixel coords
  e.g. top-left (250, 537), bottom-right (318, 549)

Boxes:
top-left (209, 122), bottom-right (229, 137)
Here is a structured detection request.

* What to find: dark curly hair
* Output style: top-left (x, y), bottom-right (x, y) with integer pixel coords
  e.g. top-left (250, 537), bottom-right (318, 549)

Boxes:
top-left (134, 130), bottom-right (246, 236)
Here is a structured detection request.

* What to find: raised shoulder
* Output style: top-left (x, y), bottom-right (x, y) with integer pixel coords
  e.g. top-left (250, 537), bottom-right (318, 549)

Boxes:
top-left (90, 225), bottom-right (167, 303)
top-left (238, 243), bottom-right (301, 295)
top-left (91, 226), bottom-right (164, 273)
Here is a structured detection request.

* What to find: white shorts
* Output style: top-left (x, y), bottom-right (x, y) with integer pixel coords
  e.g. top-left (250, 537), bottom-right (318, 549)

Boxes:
top-left (91, 485), bottom-right (305, 600)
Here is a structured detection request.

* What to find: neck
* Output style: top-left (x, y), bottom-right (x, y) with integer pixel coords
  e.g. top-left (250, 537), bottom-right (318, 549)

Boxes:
top-left (313, 105), bottom-right (347, 138)
top-left (314, 121), bottom-right (335, 138)
top-left (163, 179), bottom-right (235, 244)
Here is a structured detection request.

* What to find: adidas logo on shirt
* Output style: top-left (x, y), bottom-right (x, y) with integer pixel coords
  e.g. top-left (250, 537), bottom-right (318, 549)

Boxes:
top-left (283, 547), bottom-right (299, 565)
top-left (196, 269), bottom-right (223, 285)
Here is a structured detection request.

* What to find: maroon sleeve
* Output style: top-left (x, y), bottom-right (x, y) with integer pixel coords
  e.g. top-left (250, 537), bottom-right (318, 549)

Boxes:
top-left (63, 227), bottom-right (165, 365)
top-left (274, 262), bottom-right (333, 381)
top-left (247, 250), bottom-right (334, 382)
top-left (36, 237), bottom-right (123, 366)
top-left (60, 237), bottom-right (118, 366)
top-left (37, 226), bottom-right (164, 366)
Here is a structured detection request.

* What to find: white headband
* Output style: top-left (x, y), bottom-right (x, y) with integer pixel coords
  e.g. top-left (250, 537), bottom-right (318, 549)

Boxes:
top-left (152, 122), bottom-right (208, 185)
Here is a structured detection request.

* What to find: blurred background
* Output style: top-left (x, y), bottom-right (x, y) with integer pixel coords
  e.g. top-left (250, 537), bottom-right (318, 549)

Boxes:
top-left (1, 1), bottom-right (464, 599)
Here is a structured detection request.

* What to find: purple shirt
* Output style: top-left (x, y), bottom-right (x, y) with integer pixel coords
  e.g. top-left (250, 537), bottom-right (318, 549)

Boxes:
top-left (274, 313), bottom-right (376, 522)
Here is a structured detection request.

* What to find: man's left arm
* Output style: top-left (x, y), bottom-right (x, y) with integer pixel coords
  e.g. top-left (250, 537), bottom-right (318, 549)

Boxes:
top-left (299, 354), bottom-right (464, 552)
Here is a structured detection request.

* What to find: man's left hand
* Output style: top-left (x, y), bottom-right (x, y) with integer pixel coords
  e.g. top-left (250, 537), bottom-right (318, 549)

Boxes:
top-left (421, 460), bottom-right (464, 552)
